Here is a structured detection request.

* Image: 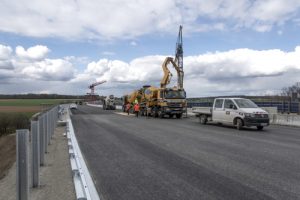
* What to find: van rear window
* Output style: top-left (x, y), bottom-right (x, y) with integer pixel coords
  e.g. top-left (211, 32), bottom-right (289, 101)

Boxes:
top-left (215, 99), bottom-right (223, 108)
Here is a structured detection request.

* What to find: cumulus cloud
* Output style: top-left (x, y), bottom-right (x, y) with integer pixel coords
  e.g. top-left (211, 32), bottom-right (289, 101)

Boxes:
top-left (21, 59), bottom-right (75, 81)
top-left (1, 42), bottom-right (300, 96)
top-left (0, 44), bottom-right (75, 84)
top-left (0, 44), bottom-right (13, 69)
top-left (0, 0), bottom-right (299, 40)
top-left (0, 45), bottom-right (12, 60)
top-left (16, 45), bottom-right (49, 61)
top-left (73, 46), bottom-right (300, 96)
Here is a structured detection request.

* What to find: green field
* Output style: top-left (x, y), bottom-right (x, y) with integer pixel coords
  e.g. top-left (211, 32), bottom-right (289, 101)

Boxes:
top-left (0, 99), bottom-right (71, 106)
top-left (0, 99), bottom-right (79, 135)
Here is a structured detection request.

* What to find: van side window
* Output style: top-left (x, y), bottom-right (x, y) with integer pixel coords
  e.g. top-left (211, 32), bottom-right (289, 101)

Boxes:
top-left (215, 99), bottom-right (223, 108)
top-left (224, 99), bottom-right (234, 109)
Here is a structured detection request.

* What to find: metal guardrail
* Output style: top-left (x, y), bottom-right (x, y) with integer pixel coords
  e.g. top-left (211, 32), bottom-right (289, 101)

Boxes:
top-left (66, 113), bottom-right (100, 200)
top-left (16, 105), bottom-right (59, 200)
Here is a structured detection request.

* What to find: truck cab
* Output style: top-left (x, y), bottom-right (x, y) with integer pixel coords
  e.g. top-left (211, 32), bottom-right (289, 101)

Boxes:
top-left (158, 88), bottom-right (187, 118)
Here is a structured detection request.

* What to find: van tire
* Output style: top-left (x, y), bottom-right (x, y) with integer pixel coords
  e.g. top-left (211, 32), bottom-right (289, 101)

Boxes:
top-left (200, 115), bottom-right (207, 124)
top-left (257, 126), bottom-right (264, 130)
top-left (236, 118), bottom-right (243, 130)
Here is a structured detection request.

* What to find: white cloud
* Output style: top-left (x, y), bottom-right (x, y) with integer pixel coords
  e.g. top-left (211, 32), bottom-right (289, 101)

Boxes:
top-left (21, 59), bottom-right (75, 81)
top-left (0, 44), bottom-right (13, 70)
top-left (130, 41), bottom-right (137, 46)
top-left (101, 51), bottom-right (115, 56)
top-left (1, 43), bottom-right (300, 96)
top-left (0, 44), bottom-right (75, 82)
top-left (0, 0), bottom-right (299, 40)
top-left (73, 46), bottom-right (300, 96)
top-left (16, 45), bottom-right (49, 61)
top-left (0, 44), bottom-right (12, 60)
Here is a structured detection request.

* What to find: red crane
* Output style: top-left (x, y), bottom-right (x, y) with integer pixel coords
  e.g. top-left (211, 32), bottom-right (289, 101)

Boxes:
top-left (86, 80), bottom-right (106, 103)
top-left (87, 80), bottom-right (106, 95)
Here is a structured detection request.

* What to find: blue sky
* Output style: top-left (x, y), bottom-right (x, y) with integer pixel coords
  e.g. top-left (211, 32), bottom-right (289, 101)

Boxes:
top-left (0, 0), bottom-right (300, 97)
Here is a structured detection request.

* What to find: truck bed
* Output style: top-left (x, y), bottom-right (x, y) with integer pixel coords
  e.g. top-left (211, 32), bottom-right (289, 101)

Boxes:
top-left (191, 107), bottom-right (212, 115)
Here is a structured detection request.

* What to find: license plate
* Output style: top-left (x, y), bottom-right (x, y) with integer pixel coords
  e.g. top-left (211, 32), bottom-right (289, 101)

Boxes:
top-left (261, 123), bottom-right (267, 126)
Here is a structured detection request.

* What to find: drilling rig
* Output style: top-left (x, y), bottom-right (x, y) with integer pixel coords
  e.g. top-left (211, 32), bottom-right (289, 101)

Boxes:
top-left (86, 80), bottom-right (106, 103)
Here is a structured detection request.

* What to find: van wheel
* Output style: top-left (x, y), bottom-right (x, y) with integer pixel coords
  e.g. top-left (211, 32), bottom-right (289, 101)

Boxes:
top-left (200, 115), bottom-right (207, 124)
top-left (236, 118), bottom-right (243, 130)
top-left (257, 126), bottom-right (264, 130)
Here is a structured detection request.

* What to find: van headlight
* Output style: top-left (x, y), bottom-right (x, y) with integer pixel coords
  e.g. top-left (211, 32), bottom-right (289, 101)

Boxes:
top-left (245, 113), bottom-right (255, 117)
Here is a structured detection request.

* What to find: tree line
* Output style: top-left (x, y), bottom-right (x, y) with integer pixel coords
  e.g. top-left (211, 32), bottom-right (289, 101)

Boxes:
top-left (0, 94), bottom-right (86, 99)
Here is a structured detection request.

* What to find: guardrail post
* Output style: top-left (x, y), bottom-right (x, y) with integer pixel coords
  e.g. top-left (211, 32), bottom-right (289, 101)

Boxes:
top-left (44, 113), bottom-right (48, 153)
top-left (16, 129), bottom-right (29, 200)
top-left (31, 121), bottom-right (40, 187)
top-left (47, 112), bottom-right (51, 145)
top-left (39, 115), bottom-right (45, 165)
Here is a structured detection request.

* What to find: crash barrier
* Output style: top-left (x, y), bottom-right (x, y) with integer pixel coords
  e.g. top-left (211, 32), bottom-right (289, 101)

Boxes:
top-left (270, 114), bottom-right (300, 127)
top-left (16, 106), bottom-right (60, 200)
top-left (66, 118), bottom-right (100, 200)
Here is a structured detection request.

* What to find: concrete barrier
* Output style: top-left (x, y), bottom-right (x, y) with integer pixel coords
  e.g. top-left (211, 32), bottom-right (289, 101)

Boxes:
top-left (270, 114), bottom-right (300, 127)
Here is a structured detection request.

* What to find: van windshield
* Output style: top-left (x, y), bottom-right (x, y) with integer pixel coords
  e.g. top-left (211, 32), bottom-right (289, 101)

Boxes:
top-left (234, 99), bottom-right (258, 108)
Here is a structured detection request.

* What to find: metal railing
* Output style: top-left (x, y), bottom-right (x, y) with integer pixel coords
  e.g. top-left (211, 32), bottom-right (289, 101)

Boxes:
top-left (66, 117), bottom-right (100, 200)
top-left (16, 105), bottom-right (59, 200)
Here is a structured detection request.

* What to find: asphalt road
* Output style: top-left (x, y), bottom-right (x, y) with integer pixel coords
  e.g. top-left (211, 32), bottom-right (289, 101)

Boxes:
top-left (71, 105), bottom-right (300, 200)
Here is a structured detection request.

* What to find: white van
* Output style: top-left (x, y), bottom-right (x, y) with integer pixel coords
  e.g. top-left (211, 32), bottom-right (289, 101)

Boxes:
top-left (192, 98), bottom-right (270, 130)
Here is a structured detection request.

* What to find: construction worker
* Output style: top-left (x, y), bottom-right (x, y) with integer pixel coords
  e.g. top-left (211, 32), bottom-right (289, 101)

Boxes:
top-left (133, 103), bottom-right (140, 117)
top-left (126, 103), bottom-right (131, 115)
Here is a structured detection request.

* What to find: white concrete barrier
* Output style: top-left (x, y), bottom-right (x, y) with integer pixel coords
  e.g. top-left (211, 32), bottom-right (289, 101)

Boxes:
top-left (270, 114), bottom-right (300, 127)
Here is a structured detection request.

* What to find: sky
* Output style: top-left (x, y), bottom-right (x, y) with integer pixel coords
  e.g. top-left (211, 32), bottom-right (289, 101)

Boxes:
top-left (0, 0), bottom-right (300, 97)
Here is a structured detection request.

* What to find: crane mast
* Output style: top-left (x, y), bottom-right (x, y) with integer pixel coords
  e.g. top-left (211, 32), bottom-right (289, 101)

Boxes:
top-left (174, 25), bottom-right (184, 89)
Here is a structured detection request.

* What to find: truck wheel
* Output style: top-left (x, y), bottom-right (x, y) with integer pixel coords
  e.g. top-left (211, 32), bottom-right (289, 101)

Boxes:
top-left (169, 114), bottom-right (173, 118)
top-left (176, 114), bottom-right (182, 119)
top-left (257, 126), bottom-right (264, 130)
top-left (236, 118), bottom-right (243, 130)
top-left (200, 115), bottom-right (207, 124)
top-left (158, 110), bottom-right (164, 118)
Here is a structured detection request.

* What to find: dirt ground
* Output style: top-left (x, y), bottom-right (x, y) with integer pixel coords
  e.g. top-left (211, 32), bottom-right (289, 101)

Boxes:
top-left (0, 134), bottom-right (16, 180)
top-left (0, 106), bottom-right (42, 112)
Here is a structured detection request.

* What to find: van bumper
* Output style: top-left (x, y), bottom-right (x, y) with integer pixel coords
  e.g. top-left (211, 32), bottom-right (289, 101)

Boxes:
top-left (244, 117), bottom-right (270, 126)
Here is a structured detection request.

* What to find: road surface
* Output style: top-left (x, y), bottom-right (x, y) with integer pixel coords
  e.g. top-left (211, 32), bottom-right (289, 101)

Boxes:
top-left (71, 105), bottom-right (300, 200)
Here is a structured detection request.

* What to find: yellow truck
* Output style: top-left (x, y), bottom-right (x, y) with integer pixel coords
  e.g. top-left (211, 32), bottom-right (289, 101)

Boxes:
top-left (123, 26), bottom-right (186, 118)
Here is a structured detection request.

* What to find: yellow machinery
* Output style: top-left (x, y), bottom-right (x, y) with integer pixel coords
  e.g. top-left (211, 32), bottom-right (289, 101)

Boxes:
top-left (139, 56), bottom-right (187, 118)
top-left (123, 25), bottom-right (186, 118)
top-left (122, 90), bottom-right (142, 111)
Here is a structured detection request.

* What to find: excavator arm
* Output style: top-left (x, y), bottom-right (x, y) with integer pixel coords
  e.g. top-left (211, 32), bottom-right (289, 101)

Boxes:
top-left (160, 57), bottom-right (183, 89)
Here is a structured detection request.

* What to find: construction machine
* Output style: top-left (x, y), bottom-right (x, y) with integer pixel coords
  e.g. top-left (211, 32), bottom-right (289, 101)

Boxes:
top-left (141, 26), bottom-right (186, 118)
top-left (122, 90), bottom-right (142, 112)
top-left (103, 95), bottom-right (116, 110)
top-left (122, 25), bottom-right (186, 118)
top-left (139, 56), bottom-right (186, 118)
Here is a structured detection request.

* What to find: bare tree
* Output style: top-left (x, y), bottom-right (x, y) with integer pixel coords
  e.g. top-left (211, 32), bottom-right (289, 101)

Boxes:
top-left (281, 82), bottom-right (300, 101)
